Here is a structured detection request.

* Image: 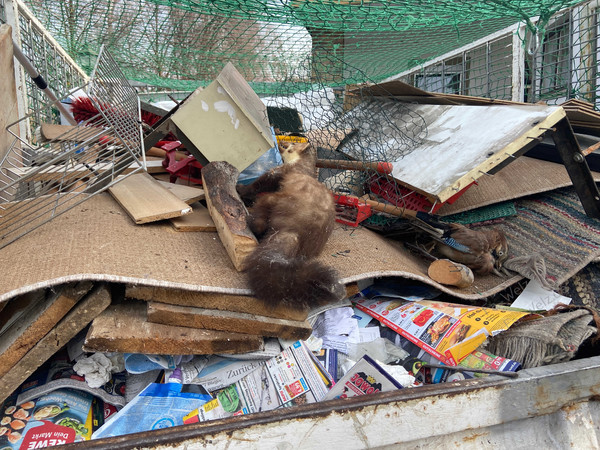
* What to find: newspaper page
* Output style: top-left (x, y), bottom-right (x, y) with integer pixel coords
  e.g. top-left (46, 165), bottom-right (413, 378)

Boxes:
top-left (184, 341), bottom-right (333, 424)
top-left (353, 297), bottom-right (533, 365)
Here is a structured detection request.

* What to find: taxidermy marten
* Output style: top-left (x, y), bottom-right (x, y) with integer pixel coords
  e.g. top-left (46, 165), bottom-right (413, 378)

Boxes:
top-left (236, 141), bottom-right (345, 310)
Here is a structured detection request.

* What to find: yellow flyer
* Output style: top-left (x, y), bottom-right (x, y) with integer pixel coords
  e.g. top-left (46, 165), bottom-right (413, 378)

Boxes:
top-left (352, 297), bottom-right (533, 365)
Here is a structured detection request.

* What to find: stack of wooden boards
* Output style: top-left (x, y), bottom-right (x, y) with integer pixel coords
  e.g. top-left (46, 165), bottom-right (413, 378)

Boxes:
top-left (0, 279), bottom-right (314, 405)
top-left (0, 158), bottom-right (320, 405)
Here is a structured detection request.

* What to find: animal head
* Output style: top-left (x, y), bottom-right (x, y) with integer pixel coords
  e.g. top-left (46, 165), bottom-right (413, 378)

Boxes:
top-left (491, 229), bottom-right (509, 270)
top-left (278, 141), bottom-right (314, 164)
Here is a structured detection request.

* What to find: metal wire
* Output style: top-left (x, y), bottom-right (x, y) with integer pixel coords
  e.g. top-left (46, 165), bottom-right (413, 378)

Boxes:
top-left (0, 46), bottom-right (143, 249)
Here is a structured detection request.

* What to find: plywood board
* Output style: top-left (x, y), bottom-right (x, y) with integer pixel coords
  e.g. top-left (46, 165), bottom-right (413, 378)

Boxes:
top-left (40, 123), bottom-right (101, 142)
top-left (0, 283), bottom-right (90, 379)
top-left (0, 25), bottom-right (19, 163)
top-left (0, 193), bottom-right (522, 306)
top-left (83, 301), bottom-right (264, 355)
top-left (108, 171), bottom-right (192, 224)
top-left (145, 158), bottom-right (168, 173)
top-left (345, 102), bottom-right (566, 203)
top-left (171, 64), bottom-right (273, 172)
top-left (437, 156), bottom-right (600, 215)
top-left (0, 283), bottom-right (111, 405)
top-left (157, 180), bottom-right (205, 204)
top-left (147, 302), bottom-right (312, 340)
top-left (126, 286), bottom-right (309, 322)
top-left (170, 202), bottom-right (216, 231)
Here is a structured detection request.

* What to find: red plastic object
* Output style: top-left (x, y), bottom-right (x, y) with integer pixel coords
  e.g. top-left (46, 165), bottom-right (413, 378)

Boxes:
top-left (333, 194), bottom-right (372, 227)
top-left (158, 141), bottom-right (203, 184)
top-left (368, 174), bottom-right (474, 213)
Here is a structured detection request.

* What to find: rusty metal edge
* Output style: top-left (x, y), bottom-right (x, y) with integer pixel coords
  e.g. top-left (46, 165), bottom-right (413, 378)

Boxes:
top-left (58, 355), bottom-right (600, 449)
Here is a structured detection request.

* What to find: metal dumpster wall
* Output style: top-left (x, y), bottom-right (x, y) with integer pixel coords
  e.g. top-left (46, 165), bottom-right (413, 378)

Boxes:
top-left (65, 355), bottom-right (600, 449)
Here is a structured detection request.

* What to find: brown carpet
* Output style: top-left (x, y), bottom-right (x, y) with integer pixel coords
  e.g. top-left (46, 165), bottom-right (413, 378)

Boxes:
top-left (0, 193), bottom-right (519, 303)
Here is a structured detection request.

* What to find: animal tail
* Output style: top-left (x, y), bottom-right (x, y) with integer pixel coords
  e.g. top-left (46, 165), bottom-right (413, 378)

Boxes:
top-left (245, 235), bottom-right (345, 310)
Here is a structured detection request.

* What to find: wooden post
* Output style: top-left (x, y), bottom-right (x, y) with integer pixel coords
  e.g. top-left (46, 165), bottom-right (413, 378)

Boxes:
top-left (551, 117), bottom-right (600, 218)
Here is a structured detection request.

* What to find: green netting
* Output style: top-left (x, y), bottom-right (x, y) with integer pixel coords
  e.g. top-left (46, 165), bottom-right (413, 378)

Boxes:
top-left (21, 0), bottom-right (585, 93)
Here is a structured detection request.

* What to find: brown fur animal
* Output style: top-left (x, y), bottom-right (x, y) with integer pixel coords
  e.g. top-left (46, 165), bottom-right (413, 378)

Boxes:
top-left (236, 141), bottom-right (345, 310)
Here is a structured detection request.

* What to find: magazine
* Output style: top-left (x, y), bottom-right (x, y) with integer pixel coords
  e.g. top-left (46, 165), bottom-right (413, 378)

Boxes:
top-left (352, 296), bottom-right (533, 365)
top-left (183, 340), bottom-right (333, 424)
top-left (0, 388), bottom-right (94, 449)
top-left (323, 355), bottom-right (403, 401)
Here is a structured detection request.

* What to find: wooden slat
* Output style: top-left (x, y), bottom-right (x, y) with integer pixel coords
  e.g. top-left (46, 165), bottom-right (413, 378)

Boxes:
top-left (0, 283), bottom-right (91, 379)
top-left (216, 62), bottom-right (274, 145)
top-left (0, 283), bottom-right (111, 405)
top-left (147, 302), bottom-right (312, 340)
top-left (83, 301), bottom-right (264, 355)
top-left (157, 180), bottom-right (205, 204)
top-left (170, 202), bottom-right (216, 231)
top-left (1, 26), bottom-right (19, 163)
top-left (108, 171), bottom-right (192, 224)
top-left (125, 285), bottom-right (309, 322)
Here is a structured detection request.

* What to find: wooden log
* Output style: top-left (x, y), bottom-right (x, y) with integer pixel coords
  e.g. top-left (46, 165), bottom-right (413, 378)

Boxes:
top-left (202, 161), bottom-right (257, 271)
top-left (0, 283), bottom-right (92, 379)
top-left (427, 259), bottom-right (474, 289)
top-left (0, 283), bottom-right (111, 405)
top-left (125, 285), bottom-right (308, 322)
top-left (83, 300), bottom-right (264, 355)
top-left (108, 171), bottom-right (192, 224)
top-left (147, 302), bottom-right (312, 340)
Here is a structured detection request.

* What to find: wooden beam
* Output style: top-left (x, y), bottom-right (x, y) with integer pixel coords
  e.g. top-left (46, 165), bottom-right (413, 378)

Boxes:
top-left (551, 118), bottom-right (600, 218)
top-left (84, 301), bottom-right (264, 355)
top-left (125, 285), bottom-right (308, 322)
top-left (0, 283), bottom-right (111, 405)
top-left (108, 172), bottom-right (192, 224)
top-left (147, 302), bottom-right (312, 340)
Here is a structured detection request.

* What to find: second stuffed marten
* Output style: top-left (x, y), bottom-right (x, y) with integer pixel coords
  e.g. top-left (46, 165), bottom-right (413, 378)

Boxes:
top-left (236, 141), bottom-right (345, 310)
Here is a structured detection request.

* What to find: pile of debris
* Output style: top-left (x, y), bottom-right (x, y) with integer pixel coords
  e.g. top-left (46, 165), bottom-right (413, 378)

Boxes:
top-left (1, 27), bottom-right (600, 448)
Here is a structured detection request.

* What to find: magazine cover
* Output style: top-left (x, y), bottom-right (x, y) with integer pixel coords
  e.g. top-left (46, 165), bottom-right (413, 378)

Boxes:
top-left (323, 355), bottom-right (403, 401)
top-left (352, 296), bottom-right (532, 365)
top-left (184, 340), bottom-right (333, 424)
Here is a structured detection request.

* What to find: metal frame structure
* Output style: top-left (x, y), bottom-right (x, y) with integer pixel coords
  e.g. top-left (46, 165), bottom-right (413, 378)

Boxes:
top-left (0, 46), bottom-right (144, 249)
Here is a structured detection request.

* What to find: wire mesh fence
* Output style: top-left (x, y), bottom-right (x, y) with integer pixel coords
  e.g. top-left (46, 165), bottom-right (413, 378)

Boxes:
top-left (2, 0), bottom-right (600, 243)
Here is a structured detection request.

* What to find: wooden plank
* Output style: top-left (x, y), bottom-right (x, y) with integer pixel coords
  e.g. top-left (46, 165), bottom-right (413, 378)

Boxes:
top-left (0, 283), bottom-right (91, 379)
top-left (145, 158), bottom-right (168, 174)
top-left (551, 118), bottom-right (600, 218)
top-left (0, 283), bottom-right (111, 405)
top-left (202, 161), bottom-right (257, 270)
top-left (216, 62), bottom-right (274, 145)
top-left (125, 285), bottom-right (309, 322)
top-left (157, 180), bottom-right (205, 204)
top-left (40, 123), bottom-right (102, 142)
top-left (83, 301), bottom-right (264, 355)
top-left (0, 25), bottom-right (19, 163)
top-left (108, 171), bottom-right (192, 224)
top-left (147, 302), bottom-right (312, 340)
top-left (170, 202), bottom-right (216, 231)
